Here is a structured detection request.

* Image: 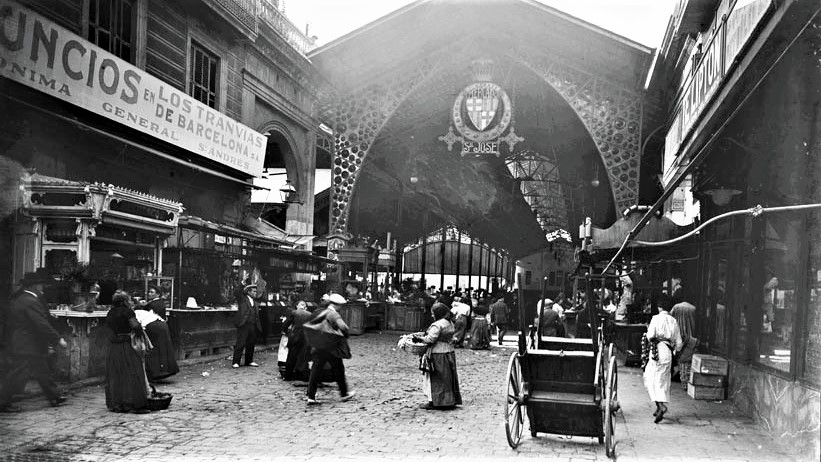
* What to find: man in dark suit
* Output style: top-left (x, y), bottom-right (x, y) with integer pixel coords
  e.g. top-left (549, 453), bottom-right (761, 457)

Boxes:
top-left (232, 284), bottom-right (262, 368)
top-left (489, 296), bottom-right (510, 345)
top-left (0, 268), bottom-right (68, 412)
top-left (282, 300), bottom-right (313, 381)
top-left (538, 298), bottom-right (565, 338)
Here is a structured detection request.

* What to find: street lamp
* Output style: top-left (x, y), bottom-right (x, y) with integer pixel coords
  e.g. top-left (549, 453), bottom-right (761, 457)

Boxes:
top-left (704, 187), bottom-right (741, 206)
top-left (279, 179), bottom-right (302, 205)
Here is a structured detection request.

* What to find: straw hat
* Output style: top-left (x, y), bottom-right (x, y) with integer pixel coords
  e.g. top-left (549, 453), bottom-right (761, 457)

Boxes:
top-left (327, 293), bottom-right (347, 305)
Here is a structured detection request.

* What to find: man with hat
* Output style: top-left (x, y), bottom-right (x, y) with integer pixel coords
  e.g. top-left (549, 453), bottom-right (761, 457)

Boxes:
top-left (0, 268), bottom-right (68, 412)
top-left (232, 283), bottom-right (262, 368)
top-left (305, 293), bottom-right (355, 405)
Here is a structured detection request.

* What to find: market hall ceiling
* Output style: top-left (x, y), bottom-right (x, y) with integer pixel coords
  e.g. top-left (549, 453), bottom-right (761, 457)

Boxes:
top-left (309, 0), bottom-right (653, 258)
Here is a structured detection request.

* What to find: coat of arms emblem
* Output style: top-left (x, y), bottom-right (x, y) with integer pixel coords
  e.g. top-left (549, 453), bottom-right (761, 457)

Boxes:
top-left (439, 59), bottom-right (524, 157)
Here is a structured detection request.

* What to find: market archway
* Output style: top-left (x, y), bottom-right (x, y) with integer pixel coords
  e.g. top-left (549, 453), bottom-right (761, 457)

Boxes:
top-left (311, 0), bottom-right (653, 262)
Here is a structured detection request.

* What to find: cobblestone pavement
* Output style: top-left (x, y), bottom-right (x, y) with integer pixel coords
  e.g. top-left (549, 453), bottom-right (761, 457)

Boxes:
top-left (0, 333), bottom-right (811, 462)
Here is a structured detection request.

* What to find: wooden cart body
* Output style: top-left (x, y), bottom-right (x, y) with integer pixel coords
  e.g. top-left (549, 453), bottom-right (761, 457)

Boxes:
top-left (506, 274), bottom-right (619, 457)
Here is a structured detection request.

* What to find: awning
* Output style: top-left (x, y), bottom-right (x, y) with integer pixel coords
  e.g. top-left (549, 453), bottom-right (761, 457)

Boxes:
top-left (21, 173), bottom-right (182, 234)
top-left (179, 215), bottom-right (289, 246)
top-left (591, 214), bottom-right (689, 251)
top-left (243, 216), bottom-right (317, 249)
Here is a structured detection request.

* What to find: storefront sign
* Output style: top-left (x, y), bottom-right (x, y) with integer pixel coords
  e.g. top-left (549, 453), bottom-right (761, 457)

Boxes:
top-left (662, 0), bottom-right (772, 186)
top-left (724, 0), bottom-right (772, 71)
top-left (0, 1), bottom-right (265, 177)
top-left (663, 29), bottom-right (725, 183)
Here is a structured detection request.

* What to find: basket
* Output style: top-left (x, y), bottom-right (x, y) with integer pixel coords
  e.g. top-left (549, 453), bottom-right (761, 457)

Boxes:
top-left (403, 342), bottom-right (429, 355)
top-left (398, 333), bottom-right (430, 355)
top-left (147, 385), bottom-right (173, 411)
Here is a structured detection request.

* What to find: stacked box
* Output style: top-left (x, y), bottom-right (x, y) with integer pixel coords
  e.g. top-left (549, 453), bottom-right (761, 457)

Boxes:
top-left (687, 354), bottom-right (728, 400)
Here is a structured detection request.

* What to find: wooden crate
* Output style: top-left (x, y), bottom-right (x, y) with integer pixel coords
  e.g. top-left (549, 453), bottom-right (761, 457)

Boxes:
top-left (687, 383), bottom-right (726, 400)
top-left (691, 353), bottom-right (729, 376)
top-left (689, 371), bottom-right (726, 387)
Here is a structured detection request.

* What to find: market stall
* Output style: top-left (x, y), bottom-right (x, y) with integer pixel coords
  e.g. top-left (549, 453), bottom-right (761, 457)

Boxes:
top-left (48, 309), bottom-right (110, 382)
top-left (166, 307), bottom-right (238, 360)
top-left (386, 301), bottom-right (427, 332)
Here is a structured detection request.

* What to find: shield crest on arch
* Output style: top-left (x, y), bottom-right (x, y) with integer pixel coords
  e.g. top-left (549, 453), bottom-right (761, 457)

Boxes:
top-left (464, 83), bottom-right (501, 131)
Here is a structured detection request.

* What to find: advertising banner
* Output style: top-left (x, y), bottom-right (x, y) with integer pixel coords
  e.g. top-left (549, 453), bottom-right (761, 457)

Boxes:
top-left (0, 1), bottom-right (266, 177)
top-left (661, 0), bottom-right (772, 187)
top-left (724, 0), bottom-right (772, 71)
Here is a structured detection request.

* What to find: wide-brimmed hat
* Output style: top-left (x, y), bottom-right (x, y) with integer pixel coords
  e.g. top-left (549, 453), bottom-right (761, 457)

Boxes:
top-left (327, 293), bottom-right (347, 305)
top-left (20, 268), bottom-right (58, 286)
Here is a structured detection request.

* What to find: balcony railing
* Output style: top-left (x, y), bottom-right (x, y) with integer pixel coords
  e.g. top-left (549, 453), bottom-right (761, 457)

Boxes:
top-left (211, 0), bottom-right (317, 55)
top-left (258, 0), bottom-right (316, 55)
top-left (214, 0), bottom-right (258, 33)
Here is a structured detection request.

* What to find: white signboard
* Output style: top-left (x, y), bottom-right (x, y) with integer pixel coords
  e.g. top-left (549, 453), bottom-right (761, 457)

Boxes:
top-left (662, 0), bottom-right (772, 187)
top-left (0, 1), bottom-right (265, 177)
top-left (663, 30), bottom-right (724, 185)
top-left (725, 0), bottom-right (772, 71)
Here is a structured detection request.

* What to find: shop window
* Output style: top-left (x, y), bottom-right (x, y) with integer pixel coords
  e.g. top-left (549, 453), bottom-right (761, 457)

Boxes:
top-left (87, 0), bottom-right (135, 63)
top-left (756, 214), bottom-right (803, 373)
top-left (802, 210), bottom-right (821, 384)
top-left (713, 258), bottom-right (729, 352)
top-left (189, 42), bottom-right (219, 108)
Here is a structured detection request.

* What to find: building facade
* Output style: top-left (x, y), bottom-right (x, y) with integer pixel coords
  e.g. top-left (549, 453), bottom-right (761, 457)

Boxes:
top-left (0, 0), bottom-right (326, 306)
top-left (645, 0), bottom-right (820, 456)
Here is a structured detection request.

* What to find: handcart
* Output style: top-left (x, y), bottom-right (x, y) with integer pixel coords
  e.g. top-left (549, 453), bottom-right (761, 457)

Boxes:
top-left (505, 274), bottom-right (619, 458)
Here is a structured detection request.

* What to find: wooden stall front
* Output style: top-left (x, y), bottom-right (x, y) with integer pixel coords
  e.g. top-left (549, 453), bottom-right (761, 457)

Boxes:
top-left (48, 310), bottom-right (109, 382)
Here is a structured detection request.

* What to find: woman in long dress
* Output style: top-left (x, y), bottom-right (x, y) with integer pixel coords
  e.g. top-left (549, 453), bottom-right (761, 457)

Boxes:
top-left (134, 307), bottom-right (179, 382)
top-left (468, 299), bottom-right (491, 350)
top-left (643, 293), bottom-right (683, 423)
top-left (416, 302), bottom-right (462, 409)
top-left (105, 291), bottom-right (151, 414)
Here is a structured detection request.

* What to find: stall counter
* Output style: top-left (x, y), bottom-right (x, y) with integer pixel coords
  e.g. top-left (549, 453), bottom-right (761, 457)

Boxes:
top-left (49, 310), bottom-right (110, 382)
top-left (167, 306), bottom-right (283, 360)
top-left (168, 308), bottom-right (238, 361)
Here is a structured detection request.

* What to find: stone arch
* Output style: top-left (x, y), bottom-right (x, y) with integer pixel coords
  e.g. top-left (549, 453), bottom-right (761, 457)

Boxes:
top-left (327, 44), bottom-right (643, 237)
top-left (257, 120), bottom-right (306, 195)
top-left (512, 47), bottom-right (643, 213)
top-left (326, 60), bottom-right (440, 236)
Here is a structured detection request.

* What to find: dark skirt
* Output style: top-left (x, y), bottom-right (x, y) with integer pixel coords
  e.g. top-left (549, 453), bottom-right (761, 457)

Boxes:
top-left (425, 352), bottom-right (462, 407)
top-left (468, 317), bottom-right (491, 350)
top-left (144, 320), bottom-right (179, 381)
top-left (106, 336), bottom-right (150, 412)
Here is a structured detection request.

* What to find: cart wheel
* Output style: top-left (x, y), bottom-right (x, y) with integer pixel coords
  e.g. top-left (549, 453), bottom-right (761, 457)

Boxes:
top-left (606, 342), bottom-right (616, 380)
top-left (505, 352), bottom-right (525, 449)
top-left (605, 355), bottom-right (618, 458)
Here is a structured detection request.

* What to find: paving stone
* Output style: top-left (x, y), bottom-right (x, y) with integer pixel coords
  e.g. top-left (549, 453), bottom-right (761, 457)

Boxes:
top-left (0, 333), bottom-right (813, 461)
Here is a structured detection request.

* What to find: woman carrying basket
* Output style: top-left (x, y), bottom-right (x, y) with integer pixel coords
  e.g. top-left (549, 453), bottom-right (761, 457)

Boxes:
top-left (414, 302), bottom-right (462, 410)
top-left (104, 291), bottom-right (151, 414)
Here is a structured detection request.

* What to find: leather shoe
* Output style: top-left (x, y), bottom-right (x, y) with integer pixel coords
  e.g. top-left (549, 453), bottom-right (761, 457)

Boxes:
top-left (654, 408), bottom-right (666, 423)
top-left (418, 402), bottom-right (435, 410)
top-left (0, 403), bottom-right (22, 413)
top-left (50, 396), bottom-right (67, 407)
